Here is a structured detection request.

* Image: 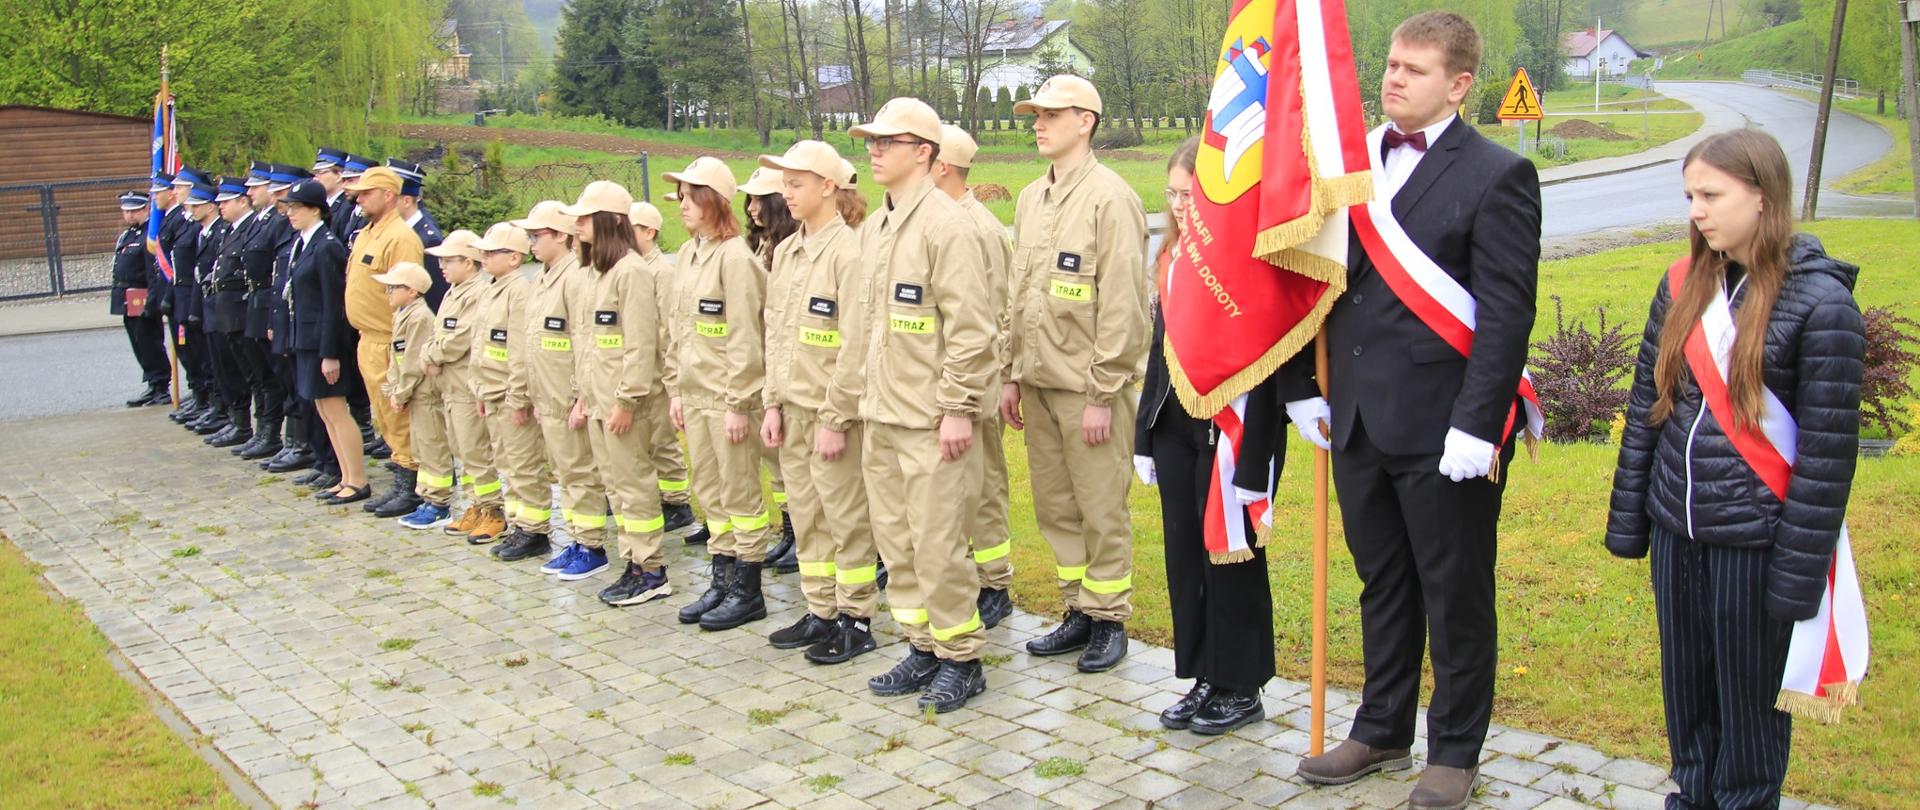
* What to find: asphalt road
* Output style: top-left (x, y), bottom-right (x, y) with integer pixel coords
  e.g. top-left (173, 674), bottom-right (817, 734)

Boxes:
top-left (1543, 81), bottom-right (1904, 236)
top-left (0, 327), bottom-right (156, 421)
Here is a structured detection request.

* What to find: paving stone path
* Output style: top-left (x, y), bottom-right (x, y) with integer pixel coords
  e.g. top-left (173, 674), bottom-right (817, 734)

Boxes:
top-left (0, 409), bottom-right (1833, 810)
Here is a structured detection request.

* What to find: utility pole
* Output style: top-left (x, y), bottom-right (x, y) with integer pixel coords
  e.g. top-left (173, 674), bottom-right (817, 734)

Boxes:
top-left (499, 22), bottom-right (508, 88)
top-left (1901, 0), bottom-right (1920, 218)
top-left (1802, 0), bottom-right (1849, 221)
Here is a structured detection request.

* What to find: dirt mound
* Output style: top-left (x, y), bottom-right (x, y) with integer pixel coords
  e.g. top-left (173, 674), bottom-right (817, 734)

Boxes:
top-left (972, 183), bottom-right (1012, 202)
top-left (1549, 119), bottom-right (1630, 142)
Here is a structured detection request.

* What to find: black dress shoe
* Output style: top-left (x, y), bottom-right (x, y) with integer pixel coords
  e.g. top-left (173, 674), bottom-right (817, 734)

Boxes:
top-left (1026, 610), bottom-right (1092, 656)
top-left (239, 433), bottom-right (282, 460)
top-left (142, 388), bottom-right (173, 406)
top-left (1077, 619), bottom-right (1128, 673)
top-left (918, 659), bottom-right (986, 713)
top-left (191, 410), bottom-right (228, 435)
top-left (209, 425), bottom-right (252, 448)
top-left (1160, 680), bottom-right (1216, 730)
top-left (1189, 688), bottom-right (1265, 736)
top-left (324, 483), bottom-right (373, 505)
top-left (268, 443), bottom-right (315, 472)
top-left (292, 468), bottom-right (322, 485)
top-left (126, 386), bottom-right (160, 407)
top-left (374, 492), bottom-right (422, 519)
top-left (978, 587), bottom-right (1013, 629)
top-left (310, 477), bottom-right (345, 499)
top-left (804, 615), bottom-right (877, 665)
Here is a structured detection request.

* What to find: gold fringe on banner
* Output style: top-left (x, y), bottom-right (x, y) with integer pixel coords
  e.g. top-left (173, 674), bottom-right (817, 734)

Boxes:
top-left (1166, 281), bottom-right (1339, 419)
top-left (1775, 681), bottom-right (1862, 724)
top-left (1252, 82), bottom-right (1374, 267)
top-left (1209, 548), bottom-right (1257, 565)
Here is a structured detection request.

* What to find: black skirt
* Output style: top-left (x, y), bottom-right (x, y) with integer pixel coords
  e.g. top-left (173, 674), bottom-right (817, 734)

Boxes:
top-left (296, 350), bottom-right (357, 400)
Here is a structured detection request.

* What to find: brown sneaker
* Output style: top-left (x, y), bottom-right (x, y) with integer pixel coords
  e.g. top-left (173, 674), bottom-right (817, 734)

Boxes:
top-left (1408, 765), bottom-right (1478, 810)
top-left (467, 506), bottom-right (506, 544)
top-left (1296, 739), bottom-right (1413, 785)
top-left (443, 507), bottom-right (480, 536)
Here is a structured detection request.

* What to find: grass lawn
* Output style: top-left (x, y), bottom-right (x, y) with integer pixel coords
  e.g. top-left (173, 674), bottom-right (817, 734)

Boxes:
top-left (1475, 84), bottom-right (1703, 169)
top-left (0, 536), bottom-right (243, 809)
top-left (1831, 97), bottom-right (1916, 199)
top-left (997, 218), bottom-right (1917, 809)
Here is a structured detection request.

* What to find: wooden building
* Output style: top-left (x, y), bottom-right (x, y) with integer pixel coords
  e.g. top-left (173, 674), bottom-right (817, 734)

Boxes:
top-left (0, 105), bottom-right (151, 265)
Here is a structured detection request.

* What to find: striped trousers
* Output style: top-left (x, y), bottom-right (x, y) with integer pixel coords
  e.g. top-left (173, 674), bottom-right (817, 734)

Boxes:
top-left (1651, 526), bottom-right (1793, 810)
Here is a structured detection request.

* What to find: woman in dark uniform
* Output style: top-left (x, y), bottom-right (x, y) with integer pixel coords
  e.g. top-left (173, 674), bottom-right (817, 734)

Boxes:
top-left (283, 179), bottom-right (370, 504)
top-left (1134, 138), bottom-right (1285, 736)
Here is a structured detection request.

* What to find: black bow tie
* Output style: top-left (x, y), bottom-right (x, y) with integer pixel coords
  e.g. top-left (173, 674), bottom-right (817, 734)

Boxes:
top-left (1384, 129), bottom-right (1428, 152)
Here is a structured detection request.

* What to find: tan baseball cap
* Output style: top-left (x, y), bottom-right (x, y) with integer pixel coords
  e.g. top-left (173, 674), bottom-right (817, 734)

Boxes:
top-left (662, 191), bottom-right (680, 203)
top-left (510, 200), bottom-right (578, 236)
top-left (370, 261), bottom-right (432, 293)
top-left (343, 166), bottom-right (403, 194)
top-left (473, 222), bottom-right (531, 255)
top-left (939, 124), bottom-right (980, 169)
top-left (1015, 74), bottom-right (1103, 115)
top-left (425, 228), bottom-right (483, 261)
top-left (849, 98), bottom-right (943, 144)
top-left (760, 140), bottom-right (854, 185)
top-left (839, 159), bottom-right (858, 186)
top-left (739, 167), bottom-right (782, 196)
top-left (559, 180), bottom-right (634, 218)
top-left (662, 156), bottom-right (738, 200)
top-left (629, 201), bottom-right (663, 231)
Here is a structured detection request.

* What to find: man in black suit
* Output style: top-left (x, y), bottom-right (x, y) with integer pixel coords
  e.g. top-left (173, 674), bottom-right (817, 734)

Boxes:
top-left (1288, 12), bottom-right (1540, 810)
top-left (111, 191), bottom-right (169, 406)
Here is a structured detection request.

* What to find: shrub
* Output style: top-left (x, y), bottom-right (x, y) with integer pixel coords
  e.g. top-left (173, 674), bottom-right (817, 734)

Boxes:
top-left (1529, 296), bottom-right (1635, 442)
top-left (423, 141), bottom-right (518, 236)
top-left (1861, 305), bottom-right (1920, 437)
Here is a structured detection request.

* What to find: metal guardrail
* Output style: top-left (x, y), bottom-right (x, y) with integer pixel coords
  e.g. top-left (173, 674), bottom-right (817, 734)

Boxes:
top-left (1742, 69), bottom-right (1860, 100)
top-left (0, 177), bottom-right (147, 302)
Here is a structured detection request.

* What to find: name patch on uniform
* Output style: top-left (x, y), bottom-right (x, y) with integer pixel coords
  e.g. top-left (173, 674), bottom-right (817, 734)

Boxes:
top-left (807, 296), bottom-right (838, 317)
top-left (442, 317), bottom-right (458, 330)
top-left (893, 283), bottom-right (924, 305)
top-left (799, 327), bottom-right (840, 347)
top-left (1050, 278), bottom-right (1092, 302)
top-left (1055, 252), bottom-right (1083, 272)
top-left (698, 298), bottom-right (725, 316)
top-left (489, 328), bottom-right (508, 343)
top-left (541, 336), bottom-right (572, 351)
top-left (543, 316), bottom-right (566, 331)
top-left (594, 310), bottom-right (617, 326)
top-left (485, 345), bottom-right (508, 361)
top-left (696, 322), bottom-right (729, 338)
top-left (392, 339), bottom-right (408, 352)
top-left (360, 254), bottom-right (373, 265)
top-left (890, 313), bottom-right (935, 334)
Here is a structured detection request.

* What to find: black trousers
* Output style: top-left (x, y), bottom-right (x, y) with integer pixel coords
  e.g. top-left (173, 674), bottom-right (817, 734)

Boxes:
top-left (233, 337), bottom-right (283, 422)
top-left (205, 331), bottom-right (248, 411)
top-left (122, 315), bottom-right (168, 387)
top-left (170, 319), bottom-right (211, 399)
top-left (1651, 526), bottom-right (1793, 809)
top-left (1151, 408), bottom-right (1275, 694)
top-left (1332, 417), bottom-right (1511, 769)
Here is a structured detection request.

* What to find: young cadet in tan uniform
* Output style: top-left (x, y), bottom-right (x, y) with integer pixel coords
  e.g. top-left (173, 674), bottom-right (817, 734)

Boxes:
top-left (375, 262), bottom-right (456, 530)
top-left (831, 99), bottom-right (995, 712)
top-left (561, 181), bottom-right (675, 607)
top-left (512, 201), bottom-right (613, 582)
top-left (630, 202), bottom-right (708, 544)
top-left (934, 124), bottom-right (1016, 630)
top-left (1004, 75), bottom-right (1151, 674)
top-left (470, 223), bottom-right (557, 562)
top-left (740, 167), bottom-right (799, 574)
top-left (341, 167), bottom-right (427, 515)
top-left (663, 157), bottom-right (775, 632)
top-left (424, 230), bottom-right (507, 543)
top-left (757, 141), bottom-right (882, 664)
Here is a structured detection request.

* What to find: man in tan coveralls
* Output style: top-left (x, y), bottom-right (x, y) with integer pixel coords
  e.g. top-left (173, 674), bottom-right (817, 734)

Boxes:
top-left (830, 99), bottom-right (995, 713)
top-left (934, 124), bottom-right (1015, 631)
top-left (342, 167), bottom-right (427, 515)
top-left (1002, 75), bottom-right (1150, 674)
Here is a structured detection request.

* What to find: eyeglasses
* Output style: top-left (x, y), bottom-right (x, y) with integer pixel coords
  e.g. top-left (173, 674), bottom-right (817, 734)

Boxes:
top-left (865, 136), bottom-right (922, 154)
top-left (1164, 188), bottom-right (1193, 204)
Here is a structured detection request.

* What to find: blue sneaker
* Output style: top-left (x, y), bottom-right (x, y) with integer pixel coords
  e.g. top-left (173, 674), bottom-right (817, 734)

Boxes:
top-left (397, 503), bottom-right (451, 530)
top-left (556, 546), bottom-right (609, 581)
top-left (541, 542), bottom-right (581, 574)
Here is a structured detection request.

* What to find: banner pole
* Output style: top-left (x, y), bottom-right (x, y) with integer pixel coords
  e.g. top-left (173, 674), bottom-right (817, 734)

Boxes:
top-left (1311, 328), bottom-right (1330, 756)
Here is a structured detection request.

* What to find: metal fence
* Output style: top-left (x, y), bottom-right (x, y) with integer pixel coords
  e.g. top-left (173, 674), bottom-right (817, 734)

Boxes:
top-left (0, 176), bottom-right (147, 302)
top-left (1742, 69), bottom-right (1861, 100)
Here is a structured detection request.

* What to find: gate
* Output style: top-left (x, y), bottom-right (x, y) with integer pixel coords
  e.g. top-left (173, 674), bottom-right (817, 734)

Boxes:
top-left (0, 176), bottom-right (147, 302)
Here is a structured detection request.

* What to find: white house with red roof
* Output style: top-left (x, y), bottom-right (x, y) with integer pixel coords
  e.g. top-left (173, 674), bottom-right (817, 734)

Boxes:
top-left (1561, 28), bottom-right (1648, 78)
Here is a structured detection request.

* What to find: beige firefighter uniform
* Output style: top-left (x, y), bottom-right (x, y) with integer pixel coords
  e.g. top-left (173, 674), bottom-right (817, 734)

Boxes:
top-left (957, 190), bottom-right (1014, 589)
top-left (583, 250), bottom-right (667, 569)
top-left (383, 297), bottom-right (453, 504)
top-left (665, 234), bottom-right (773, 561)
top-left (638, 245), bottom-right (691, 507)
top-left (1007, 154), bottom-right (1150, 622)
top-left (471, 271), bottom-right (553, 532)
top-left (345, 213), bottom-right (425, 469)
top-left (825, 174), bottom-right (994, 661)
top-left (525, 251), bottom-right (610, 547)
top-left (428, 275), bottom-right (500, 512)
top-left (765, 216), bottom-right (879, 620)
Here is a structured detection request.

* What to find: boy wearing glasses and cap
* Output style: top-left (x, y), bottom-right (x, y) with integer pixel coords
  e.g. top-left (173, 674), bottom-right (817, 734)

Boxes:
top-left (1004, 75), bottom-right (1150, 674)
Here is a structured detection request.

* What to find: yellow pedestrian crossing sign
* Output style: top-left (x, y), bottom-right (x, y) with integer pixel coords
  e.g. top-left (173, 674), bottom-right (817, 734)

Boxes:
top-left (1497, 68), bottom-right (1543, 122)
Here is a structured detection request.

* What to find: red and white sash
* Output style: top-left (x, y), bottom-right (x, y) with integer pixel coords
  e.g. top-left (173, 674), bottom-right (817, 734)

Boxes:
top-left (1203, 395), bottom-right (1273, 564)
top-left (1669, 258), bottom-right (1869, 722)
top-left (1348, 125), bottom-right (1545, 459)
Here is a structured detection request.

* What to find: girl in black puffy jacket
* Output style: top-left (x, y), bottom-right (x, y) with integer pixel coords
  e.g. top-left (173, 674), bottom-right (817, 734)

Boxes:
top-left (1606, 129), bottom-right (1864, 809)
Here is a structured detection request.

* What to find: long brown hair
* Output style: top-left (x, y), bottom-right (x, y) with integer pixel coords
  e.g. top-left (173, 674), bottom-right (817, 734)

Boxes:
top-left (745, 193), bottom-right (798, 264)
top-left (683, 184), bottom-right (741, 242)
top-left (1649, 129), bottom-right (1794, 429)
top-left (577, 210), bottom-right (641, 272)
top-left (836, 186), bottom-right (868, 228)
top-left (1157, 137), bottom-right (1201, 290)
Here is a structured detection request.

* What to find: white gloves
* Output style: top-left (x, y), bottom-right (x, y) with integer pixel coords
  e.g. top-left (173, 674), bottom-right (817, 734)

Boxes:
top-left (1233, 486), bottom-right (1267, 505)
top-left (1133, 455), bottom-right (1157, 486)
top-left (1286, 397), bottom-right (1333, 451)
top-left (1438, 427), bottom-right (1496, 482)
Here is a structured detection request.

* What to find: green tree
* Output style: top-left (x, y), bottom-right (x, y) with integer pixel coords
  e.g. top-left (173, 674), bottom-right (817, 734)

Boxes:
top-left (977, 86), bottom-right (996, 130)
top-left (1800, 0), bottom-right (1899, 93)
top-left (553, 0), bottom-right (663, 125)
top-left (1076, 0), bottom-right (1153, 133)
top-left (645, 0), bottom-right (748, 130)
top-left (446, 0), bottom-right (543, 87)
top-left (996, 86), bottom-right (1015, 129)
